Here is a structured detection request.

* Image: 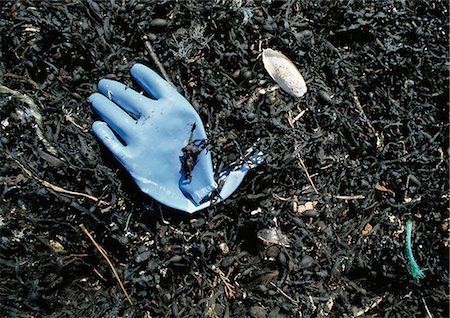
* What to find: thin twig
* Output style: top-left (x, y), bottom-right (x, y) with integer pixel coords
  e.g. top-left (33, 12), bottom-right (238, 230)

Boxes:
top-left (296, 154), bottom-right (319, 195)
top-left (348, 83), bottom-right (376, 135)
top-left (93, 268), bottom-right (107, 281)
top-left (287, 111), bottom-right (294, 128)
top-left (143, 36), bottom-right (174, 87)
top-left (272, 192), bottom-right (292, 201)
top-left (421, 297), bottom-right (434, 318)
top-left (292, 109), bottom-right (306, 124)
top-left (0, 73), bottom-right (55, 99)
top-left (13, 158), bottom-right (109, 206)
top-left (287, 109), bottom-right (305, 128)
top-left (333, 194), bottom-right (365, 200)
top-left (269, 282), bottom-right (299, 305)
top-left (79, 224), bottom-right (134, 305)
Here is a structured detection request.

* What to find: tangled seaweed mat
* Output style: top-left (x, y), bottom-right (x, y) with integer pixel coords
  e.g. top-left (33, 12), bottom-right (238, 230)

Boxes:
top-left (0, 1), bottom-right (448, 317)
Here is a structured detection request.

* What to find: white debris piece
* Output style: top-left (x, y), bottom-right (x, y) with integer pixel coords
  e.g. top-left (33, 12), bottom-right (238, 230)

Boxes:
top-left (262, 48), bottom-right (307, 98)
top-left (257, 228), bottom-right (291, 248)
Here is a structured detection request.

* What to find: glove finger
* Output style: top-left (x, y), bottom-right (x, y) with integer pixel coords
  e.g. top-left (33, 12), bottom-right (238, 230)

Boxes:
top-left (98, 79), bottom-right (157, 117)
top-left (130, 63), bottom-right (178, 100)
top-left (92, 121), bottom-right (127, 160)
top-left (89, 93), bottom-right (136, 144)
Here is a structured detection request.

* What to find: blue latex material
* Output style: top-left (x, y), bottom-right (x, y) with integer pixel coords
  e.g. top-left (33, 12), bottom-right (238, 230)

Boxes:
top-left (89, 63), bottom-right (259, 213)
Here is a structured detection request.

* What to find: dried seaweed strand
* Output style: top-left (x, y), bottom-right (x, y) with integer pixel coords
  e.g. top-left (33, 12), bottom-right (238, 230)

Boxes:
top-left (0, 83), bottom-right (58, 156)
top-left (13, 159), bottom-right (109, 206)
top-left (143, 37), bottom-right (174, 87)
top-left (405, 220), bottom-right (426, 279)
top-left (212, 267), bottom-right (236, 299)
top-left (79, 224), bottom-right (134, 305)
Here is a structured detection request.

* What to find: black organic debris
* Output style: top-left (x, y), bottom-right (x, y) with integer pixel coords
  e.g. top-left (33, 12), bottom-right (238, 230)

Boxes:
top-left (181, 123), bottom-right (204, 181)
top-left (0, 1), bottom-right (448, 317)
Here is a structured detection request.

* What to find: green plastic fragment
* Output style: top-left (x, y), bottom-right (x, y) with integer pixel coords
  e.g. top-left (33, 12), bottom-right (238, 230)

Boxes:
top-left (405, 220), bottom-right (426, 279)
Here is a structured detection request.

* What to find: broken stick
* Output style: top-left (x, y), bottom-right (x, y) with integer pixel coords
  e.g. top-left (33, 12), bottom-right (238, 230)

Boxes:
top-left (13, 158), bottom-right (109, 206)
top-left (79, 224), bottom-right (133, 305)
top-left (348, 83), bottom-right (376, 135)
top-left (297, 154), bottom-right (319, 195)
top-left (143, 36), bottom-right (174, 87)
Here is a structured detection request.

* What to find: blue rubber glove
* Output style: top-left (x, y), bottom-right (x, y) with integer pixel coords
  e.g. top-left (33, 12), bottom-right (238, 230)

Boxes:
top-left (89, 63), bottom-right (261, 213)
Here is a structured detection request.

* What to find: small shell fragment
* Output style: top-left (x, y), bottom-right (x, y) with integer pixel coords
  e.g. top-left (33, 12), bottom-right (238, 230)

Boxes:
top-left (49, 239), bottom-right (65, 253)
top-left (219, 242), bottom-right (229, 255)
top-left (257, 228), bottom-right (290, 247)
top-left (262, 48), bottom-right (307, 98)
top-left (295, 200), bottom-right (318, 214)
top-left (361, 223), bottom-right (373, 237)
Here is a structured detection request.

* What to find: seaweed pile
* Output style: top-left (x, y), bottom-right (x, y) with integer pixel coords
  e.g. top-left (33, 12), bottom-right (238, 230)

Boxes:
top-left (0, 1), bottom-right (448, 317)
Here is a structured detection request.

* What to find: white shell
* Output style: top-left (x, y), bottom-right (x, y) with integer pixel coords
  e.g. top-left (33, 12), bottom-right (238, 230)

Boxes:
top-left (262, 48), bottom-right (307, 98)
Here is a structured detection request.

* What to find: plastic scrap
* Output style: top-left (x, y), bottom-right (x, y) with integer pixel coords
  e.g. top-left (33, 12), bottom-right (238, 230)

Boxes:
top-left (405, 220), bottom-right (426, 279)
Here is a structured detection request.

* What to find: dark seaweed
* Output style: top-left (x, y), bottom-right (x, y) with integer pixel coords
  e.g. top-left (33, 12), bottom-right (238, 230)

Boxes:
top-left (0, 1), bottom-right (448, 317)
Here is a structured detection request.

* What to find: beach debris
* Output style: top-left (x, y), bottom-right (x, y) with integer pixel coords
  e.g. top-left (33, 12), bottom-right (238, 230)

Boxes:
top-left (262, 48), bottom-right (307, 98)
top-left (257, 228), bottom-right (290, 247)
top-left (405, 220), bottom-right (426, 279)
